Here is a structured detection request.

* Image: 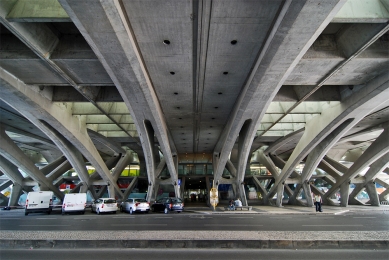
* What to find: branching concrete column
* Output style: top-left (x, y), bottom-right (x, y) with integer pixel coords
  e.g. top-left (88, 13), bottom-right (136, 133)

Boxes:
top-left (0, 125), bottom-right (64, 200)
top-left (0, 155), bottom-right (24, 186)
top-left (8, 183), bottom-right (22, 207)
top-left (349, 152), bottom-right (389, 205)
top-left (122, 177), bottom-right (138, 200)
top-left (268, 72), bottom-right (389, 206)
top-left (365, 181), bottom-right (380, 206)
top-left (325, 125), bottom-right (389, 205)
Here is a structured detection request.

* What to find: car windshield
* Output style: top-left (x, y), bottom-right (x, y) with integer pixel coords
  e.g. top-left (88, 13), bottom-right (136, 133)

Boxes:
top-left (135, 199), bottom-right (147, 203)
top-left (104, 199), bottom-right (116, 203)
top-left (172, 198), bottom-right (182, 203)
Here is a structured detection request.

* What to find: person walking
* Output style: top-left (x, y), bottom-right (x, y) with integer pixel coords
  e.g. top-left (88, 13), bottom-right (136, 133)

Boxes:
top-left (314, 194), bottom-right (323, 212)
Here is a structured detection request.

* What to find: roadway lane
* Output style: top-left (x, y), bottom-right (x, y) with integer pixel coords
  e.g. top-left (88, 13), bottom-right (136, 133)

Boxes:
top-left (1, 248), bottom-right (388, 260)
top-left (1, 209), bottom-right (388, 232)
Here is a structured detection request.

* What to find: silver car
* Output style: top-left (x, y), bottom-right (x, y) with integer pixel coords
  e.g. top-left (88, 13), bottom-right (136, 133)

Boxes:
top-left (120, 198), bottom-right (150, 214)
top-left (91, 198), bottom-right (117, 214)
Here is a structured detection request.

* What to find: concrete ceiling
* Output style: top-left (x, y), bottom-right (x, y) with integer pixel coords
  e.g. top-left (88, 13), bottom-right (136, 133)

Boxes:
top-left (0, 0), bottom-right (388, 167)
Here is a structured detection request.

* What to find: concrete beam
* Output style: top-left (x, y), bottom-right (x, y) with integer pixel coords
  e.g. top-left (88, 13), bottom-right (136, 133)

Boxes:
top-left (333, 0), bottom-right (389, 23)
top-left (6, 0), bottom-right (70, 22)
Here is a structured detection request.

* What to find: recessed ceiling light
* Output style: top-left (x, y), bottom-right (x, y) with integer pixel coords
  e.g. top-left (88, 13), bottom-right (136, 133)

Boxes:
top-left (218, 92), bottom-right (222, 95)
top-left (231, 40), bottom-right (237, 45)
top-left (223, 71), bottom-right (228, 75)
top-left (163, 40), bottom-right (170, 45)
top-left (179, 118), bottom-right (182, 120)
top-left (170, 71), bottom-right (175, 75)
top-left (180, 126), bottom-right (184, 128)
top-left (174, 92), bottom-right (178, 95)
top-left (214, 107), bottom-right (218, 109)
top-left (176, 106), bottom-right (181, 109)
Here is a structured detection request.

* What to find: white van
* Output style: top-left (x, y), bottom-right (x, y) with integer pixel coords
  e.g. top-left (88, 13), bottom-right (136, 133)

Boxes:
top-left (25, 191), bottom-right (53, 216)
top-left (62, 193), bottom-right (87, 215)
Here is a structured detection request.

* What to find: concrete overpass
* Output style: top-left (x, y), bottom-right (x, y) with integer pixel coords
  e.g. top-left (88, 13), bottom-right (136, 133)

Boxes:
top-left (0, 0), bottom-right (388, 208)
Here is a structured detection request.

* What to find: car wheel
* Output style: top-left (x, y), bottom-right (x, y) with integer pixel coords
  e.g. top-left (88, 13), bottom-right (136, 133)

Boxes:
top-left (120, 206), bottom-right (124, 213)
top-left (97, 208), bottom-right (100, 215)
top-left (177, 211), bottom-right (181, 213)
top-left (113, 211), bottom-right (116, 214)
top-left (164, 207), bottom-right (168, 214)
top-left (130, 208), bottom-right (133, 215)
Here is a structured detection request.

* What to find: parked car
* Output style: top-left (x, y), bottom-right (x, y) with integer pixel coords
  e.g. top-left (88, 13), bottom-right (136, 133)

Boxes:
top-left (151, 197), bottom-right (184, 214)
top-left (62, 193), bottom-right (87, 215)
top-left (91, 198), bottom-right (117, 214)
top-left (120, 198), bottom-right (150, 214)
top-left (25, 191), bottom-right (53, 216)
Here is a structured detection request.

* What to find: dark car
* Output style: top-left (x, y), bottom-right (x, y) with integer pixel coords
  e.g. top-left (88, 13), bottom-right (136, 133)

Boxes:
top-left (151, 197), bottom-right (184, 214)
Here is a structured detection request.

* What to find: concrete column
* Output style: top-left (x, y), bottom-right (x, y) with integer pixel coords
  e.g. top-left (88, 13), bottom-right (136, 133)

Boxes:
top-left (325, 125), bottom-right (389, 202)
top-left (276, 184), bottom-right (284, 207)
top-left (40, 156), bottom-right (67, 176)
top-left (339, 182), bottom-right (350, 207)
top-left (0, 126), bottom-right (64, 200)
top-left (268, 72), bottom-right (389, 204)
top-left (348, 152), bottom-right (389, 204)
top-left (365, 181), bottom-right (380, 206)
top-left (122, 177), bottom-right (138, 200)
top-left (112, 151), bottom-right (132, 180)
top-left (302, 182), bottom-right (314, 207)
top-left (0, 155), bottom-right (24, 185)
top-left (0, 180), bottom-right (12, 193)
top-left (8, 183), bottom-right (22, 207)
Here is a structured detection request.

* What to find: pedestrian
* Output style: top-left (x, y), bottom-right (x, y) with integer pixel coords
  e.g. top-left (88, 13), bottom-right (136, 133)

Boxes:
top-left (314, 194), bottom-right (323, 212)
top-left (235, 198), bottom-right (242, 207)
top-left (228, 199), bottom-right (235, 211)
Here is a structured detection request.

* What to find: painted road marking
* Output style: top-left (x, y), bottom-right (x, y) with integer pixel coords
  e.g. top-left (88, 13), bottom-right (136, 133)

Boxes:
top-left (113, 217), bottom-right (135, 219)
top-left (111, 224), bottom-right (167, 226)
top-left (20, 225), bottom-right (70, 227)
top-left (36, 218), bottom-right (57, 220)
top-left (154, 217), bottom-right (172, 219)
top-left (353, 217), bottom-right (376, 219)
top-left (205, 224), bottom-right (263, 227)
top-left (303, 225), bottom-right (363, 227)
top-left (229, 217), bottom-right (253, 219)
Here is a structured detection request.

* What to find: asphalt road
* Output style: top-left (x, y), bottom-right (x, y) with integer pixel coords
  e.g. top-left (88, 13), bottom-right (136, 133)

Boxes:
top-left (0, 248), bottom-right (388, 260)
top-left (1, 208), bottom-right (388, 232)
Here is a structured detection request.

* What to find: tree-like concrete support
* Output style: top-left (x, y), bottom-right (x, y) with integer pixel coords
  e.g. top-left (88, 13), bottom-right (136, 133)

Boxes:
top-left (324, 125), bottom-right (389, 205)
top-left (212, 0), bottom-right (345, 195)
top-left (8, 183), bottom-right (22, 207)
top-left (267, 72), bottom-right (389, 206)
top-left (0, 126), bottom-right (64, 200)
top-left (349, 152), bottom-right (389, 205)
top-left (0, 155), bottom-right (24, 185)
top-left (0, 67), bottom-right (122, 199)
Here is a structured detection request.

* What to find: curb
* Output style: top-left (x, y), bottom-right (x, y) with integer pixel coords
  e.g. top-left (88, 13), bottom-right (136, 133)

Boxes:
top-left (1, 239), bottom-right (388, 249)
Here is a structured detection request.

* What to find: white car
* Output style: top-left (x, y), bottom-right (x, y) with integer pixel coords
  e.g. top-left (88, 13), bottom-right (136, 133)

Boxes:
top-left (120, 198), bottom-right (150, 214)
top-left (91, 198), bottom-right (117, 214)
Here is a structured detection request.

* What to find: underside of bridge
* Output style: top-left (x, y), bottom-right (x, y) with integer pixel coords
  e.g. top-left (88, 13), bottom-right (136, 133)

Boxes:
top-left (0, 0), bottom-right (388, 208)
